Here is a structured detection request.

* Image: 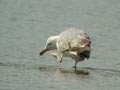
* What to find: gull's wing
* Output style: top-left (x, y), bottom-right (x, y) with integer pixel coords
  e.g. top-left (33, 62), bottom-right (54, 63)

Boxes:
top-left (57, 28), bottom-right (91, 53)
top-left (70, 37), bottom-right (91, 52)
top-left (69, 37), bottom-right (91, 59)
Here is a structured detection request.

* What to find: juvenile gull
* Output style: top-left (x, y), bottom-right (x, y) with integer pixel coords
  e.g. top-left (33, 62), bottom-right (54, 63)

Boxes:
top-left (39, 28), bottom-right (91, 68)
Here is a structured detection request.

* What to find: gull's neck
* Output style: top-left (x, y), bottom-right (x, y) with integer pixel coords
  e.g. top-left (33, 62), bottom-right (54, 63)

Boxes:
top-left (50, 35), bottom-right (59, 49)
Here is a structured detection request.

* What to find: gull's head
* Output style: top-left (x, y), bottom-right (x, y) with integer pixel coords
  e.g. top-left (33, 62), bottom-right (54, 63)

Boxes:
top-left (39, 36), bottom-right (58, 56)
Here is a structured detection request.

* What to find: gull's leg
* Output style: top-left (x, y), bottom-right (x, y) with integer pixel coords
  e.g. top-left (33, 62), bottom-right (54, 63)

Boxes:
top-left (73, 60), bottom-right (78, 69)
top-left (51, 52), bottom-right (63, 63)
top-left (58, 53), bottom-right (63, 63)
top-left (51, 52), bottom-right (58, 58)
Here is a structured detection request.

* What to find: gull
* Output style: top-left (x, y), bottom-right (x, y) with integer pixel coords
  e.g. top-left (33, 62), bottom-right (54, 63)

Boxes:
top-left (39, 28), bottom-right (91, 69)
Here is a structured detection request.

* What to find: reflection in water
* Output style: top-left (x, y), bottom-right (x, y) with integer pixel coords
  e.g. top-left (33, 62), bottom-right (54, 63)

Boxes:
top-left (38, 65), bottom-right (89, 77)
top-left (74, 69), bottom-right (89, 75)
top-left (38, 65), bottom-right (120, 78)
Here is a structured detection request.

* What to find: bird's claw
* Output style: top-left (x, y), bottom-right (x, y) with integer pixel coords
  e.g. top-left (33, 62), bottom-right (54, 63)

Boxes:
top-left (58, 59), bottom-right (62, 63)
top-left (73, 66), bottom-right (77, 69)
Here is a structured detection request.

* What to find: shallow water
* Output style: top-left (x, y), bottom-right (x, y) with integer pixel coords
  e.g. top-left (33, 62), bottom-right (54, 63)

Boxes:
top-left (0, 0), bottom-right (120, 90)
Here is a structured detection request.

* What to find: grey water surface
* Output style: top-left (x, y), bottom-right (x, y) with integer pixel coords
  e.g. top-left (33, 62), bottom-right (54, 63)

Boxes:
top-left (0, 0), bottom-right (120, 90)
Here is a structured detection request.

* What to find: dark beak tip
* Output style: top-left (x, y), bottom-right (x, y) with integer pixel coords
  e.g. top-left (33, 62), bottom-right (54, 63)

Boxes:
top-left (39, 48), bottom-right (47, 56)
top-left (39, 52), bottom-right (42, 56)
top-left (39, 51), bottom-right (44, 56)
top-left (39, 52), bottom-right (44, 56)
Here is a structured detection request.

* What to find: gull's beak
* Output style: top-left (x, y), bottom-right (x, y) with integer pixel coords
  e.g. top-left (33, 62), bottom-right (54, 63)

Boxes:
top-left (39, 48), bottom-right (48, 56)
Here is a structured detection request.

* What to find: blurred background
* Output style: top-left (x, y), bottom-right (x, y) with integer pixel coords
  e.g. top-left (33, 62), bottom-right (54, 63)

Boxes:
top-left (0, 0), bottom-right (120, 90)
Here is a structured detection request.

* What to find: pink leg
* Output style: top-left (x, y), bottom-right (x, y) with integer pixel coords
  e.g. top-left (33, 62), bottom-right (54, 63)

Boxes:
top-left (51, 52), bottom-right (62, 63)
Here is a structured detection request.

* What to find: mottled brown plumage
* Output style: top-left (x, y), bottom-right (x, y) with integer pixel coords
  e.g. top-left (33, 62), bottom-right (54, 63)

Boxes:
top-left (40, 28), bottom-right (91, 68)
